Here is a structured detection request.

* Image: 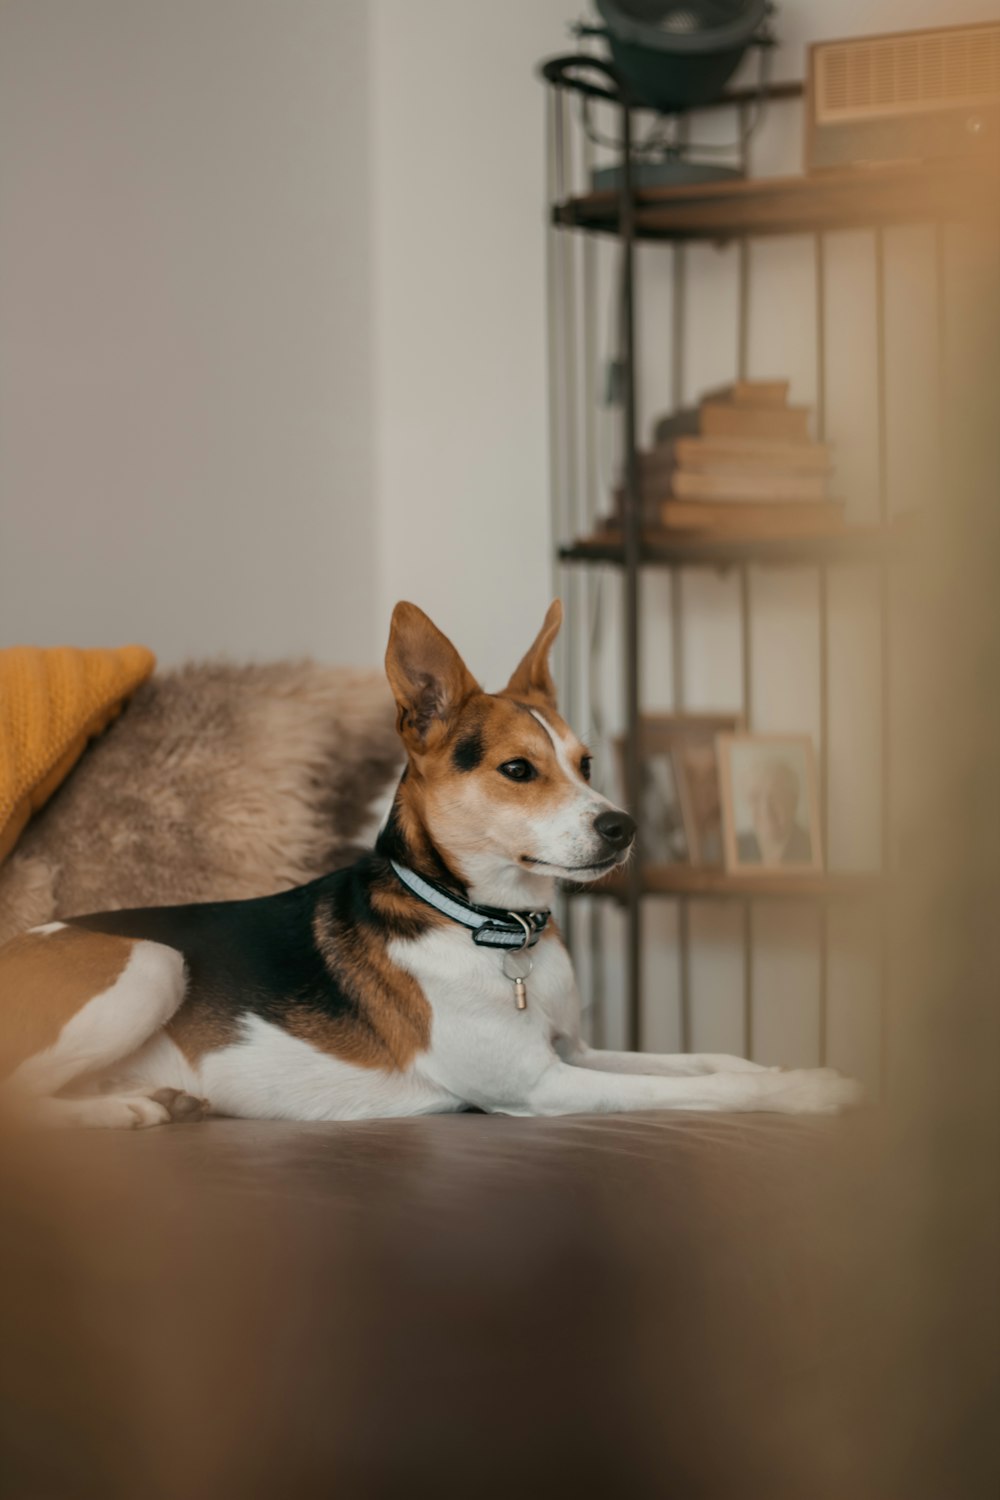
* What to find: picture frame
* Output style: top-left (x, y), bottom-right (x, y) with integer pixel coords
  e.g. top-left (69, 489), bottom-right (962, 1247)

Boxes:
top-left (717, 733), bottom-right (824, 875)
top-left (615, 714), bottom-right (742, 868)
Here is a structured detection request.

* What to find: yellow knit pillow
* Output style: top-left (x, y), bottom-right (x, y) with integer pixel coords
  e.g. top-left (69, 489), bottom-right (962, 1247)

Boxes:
top-left (0, 645), bottom-right (155, 865)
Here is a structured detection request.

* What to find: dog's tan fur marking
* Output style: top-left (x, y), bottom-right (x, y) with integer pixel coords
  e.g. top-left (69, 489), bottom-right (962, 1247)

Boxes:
top-left (424, 696), bottom-right (581, 827)
top-left (368, 877), bottom-right (448, 934)
top-left (166, 1003), bottom-right (240, 1063)
top-left (388, 766), bottom-right (471, 887)
top-left (0, 926), bottom-right (136, 1077)
top-left (296, 905), bottom-right (433, 1070)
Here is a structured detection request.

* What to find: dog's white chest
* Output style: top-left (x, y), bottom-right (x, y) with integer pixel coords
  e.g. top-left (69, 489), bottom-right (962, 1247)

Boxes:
top-left (390, 927), bottom-right (580, 1113)
top-left (394, 926), bottom-right (575, 1028)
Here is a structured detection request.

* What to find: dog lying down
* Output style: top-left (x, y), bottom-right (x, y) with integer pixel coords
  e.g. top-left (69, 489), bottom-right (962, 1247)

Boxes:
top-left (0, 602), bottom-right (861, 1127)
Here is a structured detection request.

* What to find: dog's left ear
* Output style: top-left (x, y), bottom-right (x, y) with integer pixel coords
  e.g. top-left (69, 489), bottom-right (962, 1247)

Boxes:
top-left (504, 600), bottom-right (562, 708)
top-left (385, 602), bottom-right (480, 751)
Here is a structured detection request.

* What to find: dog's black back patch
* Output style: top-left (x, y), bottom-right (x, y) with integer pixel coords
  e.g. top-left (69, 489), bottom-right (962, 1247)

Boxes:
top-left (68, 856), bottom-right (433, 1046)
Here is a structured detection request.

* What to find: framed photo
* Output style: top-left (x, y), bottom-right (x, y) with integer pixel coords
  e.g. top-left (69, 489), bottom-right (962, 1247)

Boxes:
top-left (617, 727), bottom-right (687, 865)
top-left (717, 733), bottom-right (823, 875)
top-left (668, 715), bottom-right (742, 866)
top-left (615, 714), bottom-right (741, 867)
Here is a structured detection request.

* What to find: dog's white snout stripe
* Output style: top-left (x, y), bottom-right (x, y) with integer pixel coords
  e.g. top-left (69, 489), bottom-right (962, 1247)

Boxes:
top-left (529, 710), bottom-right (585, 783)
top-left (528, 710), bottom-right (615, 812)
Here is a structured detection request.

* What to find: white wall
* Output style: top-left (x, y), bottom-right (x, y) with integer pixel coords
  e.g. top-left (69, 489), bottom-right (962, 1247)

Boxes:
top-left (0, 0), bottom-right (584, 681)
top-left (2, 0), bottom-right (995, 679)
top-left (0, 0), bottom-right (376, 665)
top-left (370, 0), bottom-right (579, 688)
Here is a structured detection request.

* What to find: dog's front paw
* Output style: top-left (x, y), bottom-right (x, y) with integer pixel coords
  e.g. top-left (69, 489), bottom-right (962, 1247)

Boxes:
top-left (762, 1067), bottom-right (863, 1115)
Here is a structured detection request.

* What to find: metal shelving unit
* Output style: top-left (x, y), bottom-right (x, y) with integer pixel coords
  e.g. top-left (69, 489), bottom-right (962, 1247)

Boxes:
top-left (540, 51), bottom-right (997, 1058)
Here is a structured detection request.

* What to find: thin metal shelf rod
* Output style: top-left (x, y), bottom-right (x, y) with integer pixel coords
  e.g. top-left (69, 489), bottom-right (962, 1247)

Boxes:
top-left (671, 244), bottom-right (687, 410)
top-left (679, 898), bottom-right (692, 1052)
top-left (620, 91), bottom-right (643, 1052)
top-left (545, 88), bottom-right (566, 590)
top-left (818, 563), bottom-right (830, 1066)
top-left (875, 225), bottom-right (891, 1100)
top-left (581, 101), bottom-right (606, 1049)
top-left (549, 85), bottom-right (575, 963)
top-left (815, 233), bottom-right (827, 443)
top-left (671, 558), bottom-right (690, 1044)
top-left (742, 901), bottom-right (754, 1060)
top-left (739, 564), bottom-right (752, 725)
top-left (670, 142), bottom-right (690, 1055)
top-left (670, 564), bottom-right (685, 715)
top-left (875, 228), bottom-right (889, 527)
top-left (737, 184), bottom-right (758, 1063)
top-left (935, 220), bottom-right (949, 513)
top-left (738, 239), bottom-right (751, 381)
top-left (816, 230), bottom-right (829, 1067)
top-left (739, 562), bottom-right (754, 1058)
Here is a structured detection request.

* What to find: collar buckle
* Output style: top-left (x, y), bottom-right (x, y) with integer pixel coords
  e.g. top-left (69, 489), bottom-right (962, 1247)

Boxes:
top-left (506, 910), bottom-right (533, 952)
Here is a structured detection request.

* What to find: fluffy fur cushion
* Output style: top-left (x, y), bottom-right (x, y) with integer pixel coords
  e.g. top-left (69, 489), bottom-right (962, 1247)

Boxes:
top-left (0, 661), bottom-right (402, 944)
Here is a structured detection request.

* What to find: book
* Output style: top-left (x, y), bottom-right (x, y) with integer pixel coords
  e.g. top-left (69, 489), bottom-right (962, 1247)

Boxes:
top-left (700, 403), bottom-right (812, 442)
top-left (671, 469), bottom-right (829, 503)
top-left (652, 407), bottom-right (700, 445)
top-left (672, 436), bottom-right (831, 474)
top-left (660, 500), bottom-right (845, 535)
top-left (699, 378), bottom-right (790, 408)
top-left (637, 449), bottom-right (677, 480)
top-left (611, 485), bottom-right (668, 527)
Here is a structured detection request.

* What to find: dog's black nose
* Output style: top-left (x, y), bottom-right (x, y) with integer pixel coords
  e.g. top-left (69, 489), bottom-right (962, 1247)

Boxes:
top-left (594, 809), bottom-right (636, 850)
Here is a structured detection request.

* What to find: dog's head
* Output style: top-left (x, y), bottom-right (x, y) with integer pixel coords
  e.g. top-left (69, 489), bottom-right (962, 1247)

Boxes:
top-left (384, 601), bottom-right (635, 898)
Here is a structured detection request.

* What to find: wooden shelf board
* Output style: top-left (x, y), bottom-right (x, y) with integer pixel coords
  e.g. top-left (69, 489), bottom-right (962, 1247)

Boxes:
top-left (569, 867), bottom-right (886, 902)
top-left (553, 158), bottom-right (1000, 242)
top-left (559, 524), bottom-right (901, 569)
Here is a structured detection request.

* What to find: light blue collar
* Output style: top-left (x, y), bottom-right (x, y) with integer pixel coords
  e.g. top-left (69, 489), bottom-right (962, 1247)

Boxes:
top-left (389, 861), bottom-right (550, 950)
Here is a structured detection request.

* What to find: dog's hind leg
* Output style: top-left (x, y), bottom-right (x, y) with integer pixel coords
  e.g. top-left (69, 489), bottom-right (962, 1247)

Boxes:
top-left (1, 927), bottom-right (189, 1128)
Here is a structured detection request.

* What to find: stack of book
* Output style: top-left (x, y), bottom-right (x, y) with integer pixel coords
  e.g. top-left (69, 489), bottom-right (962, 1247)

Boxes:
top-left (614, 380), bottom-right (841, 538)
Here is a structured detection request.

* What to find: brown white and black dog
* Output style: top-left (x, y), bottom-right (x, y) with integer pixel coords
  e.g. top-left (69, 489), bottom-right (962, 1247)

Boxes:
top-left (0, 602), bottom-right (860, 1127)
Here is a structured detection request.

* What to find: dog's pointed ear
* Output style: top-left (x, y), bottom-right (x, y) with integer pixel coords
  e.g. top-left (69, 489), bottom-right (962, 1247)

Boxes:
top-left (385, 602), bottom-right (479, 750)
top-left (504, 600), bottom-right (562, 708)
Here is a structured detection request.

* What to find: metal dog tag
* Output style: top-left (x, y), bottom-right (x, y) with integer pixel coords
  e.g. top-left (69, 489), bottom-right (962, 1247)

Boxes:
top-left (502, 950), bottom-right (533, 1011)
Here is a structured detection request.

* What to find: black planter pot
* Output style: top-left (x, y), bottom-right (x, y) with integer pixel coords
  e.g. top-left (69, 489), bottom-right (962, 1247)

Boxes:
top-left (592, 0), bottom-right (772, 112)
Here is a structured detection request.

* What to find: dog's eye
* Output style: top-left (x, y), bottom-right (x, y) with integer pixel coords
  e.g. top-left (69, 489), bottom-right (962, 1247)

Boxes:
top-left (580, 756), bottom-right (592, 782)
top-left (498, 758), bottom-right (537, 782)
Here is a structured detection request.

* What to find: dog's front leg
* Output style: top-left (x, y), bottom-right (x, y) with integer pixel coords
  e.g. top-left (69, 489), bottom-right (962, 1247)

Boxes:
top-left (566, 1043), bottom-right (771, 1078)
top-left (522, 1057), bottom-right (860, 1117)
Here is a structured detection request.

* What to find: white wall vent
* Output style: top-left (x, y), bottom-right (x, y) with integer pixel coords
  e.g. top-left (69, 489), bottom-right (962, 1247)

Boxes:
top-left (814, 26), bottom-right (1000, 125)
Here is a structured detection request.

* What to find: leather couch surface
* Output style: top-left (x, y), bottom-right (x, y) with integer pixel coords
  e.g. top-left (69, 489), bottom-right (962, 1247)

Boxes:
top-left (0, 1110), bottom-right (991, 1500)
